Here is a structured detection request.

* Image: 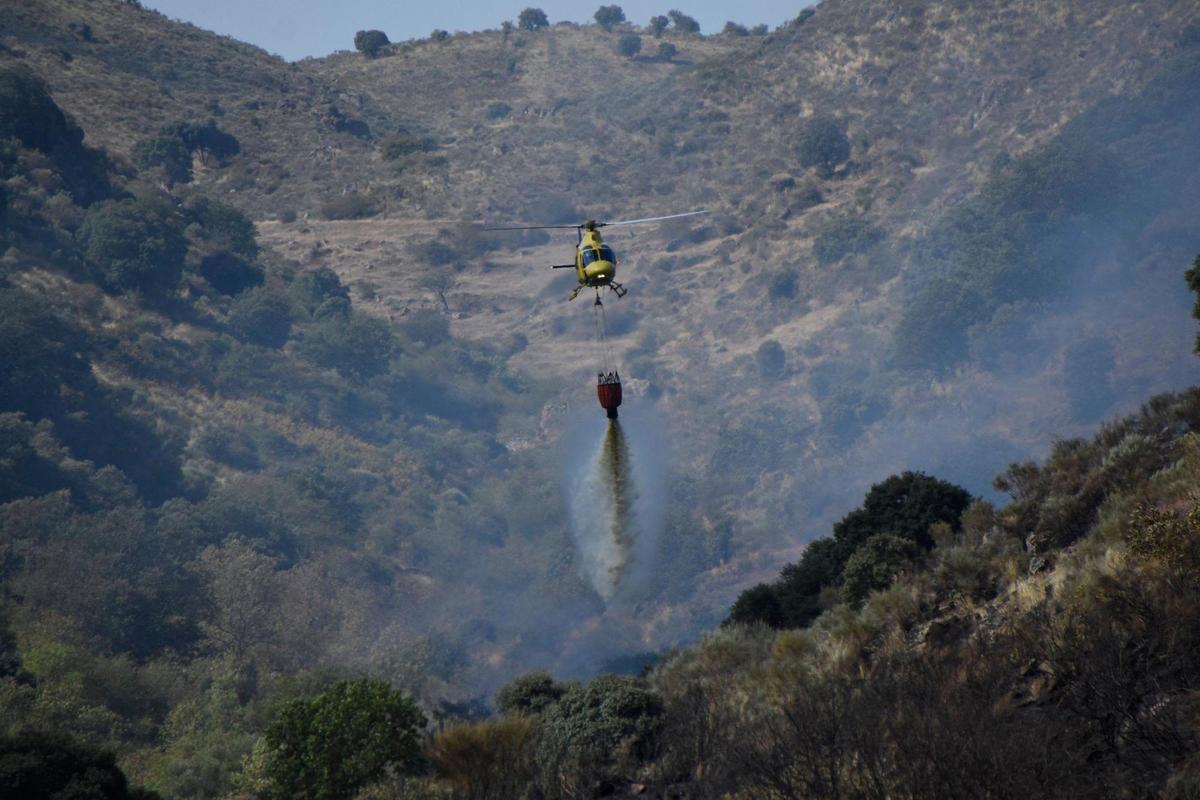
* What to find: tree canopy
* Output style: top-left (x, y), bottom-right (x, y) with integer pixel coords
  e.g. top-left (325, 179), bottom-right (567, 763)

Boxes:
top-left (518, 8), bottom-right (550, 31)
top-left (594, 5), bottom-right (625, 30)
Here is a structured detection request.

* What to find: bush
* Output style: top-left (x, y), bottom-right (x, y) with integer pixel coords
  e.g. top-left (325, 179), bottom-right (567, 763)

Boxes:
top-left (755, 339), bottom-right (786, 378)
top-left (833, 471), bottom-right (973, 554)
top-left (533, 675), bottom-right (662, 798)
top-left (667, 10), bottom-right (700, 34)
top-left (0, 732), bottom-right (143, 800)
top-left (594, 5), bottom-right (625, 30)
top-left (726, 583), bottom-right (785, 628)
top-left (353, 29), bottom-right (390, 57)
top-left (430, 717), bottom-right (533, 800)
top-left (617, 34), bottom-right (642, 58)
top-left (0, 65), bottom-right (79, 153)
top-left (197, 251), bottom-right (264, 295)
top-left (319, 192), bottom-right (376, 220)
top-left (132, 135), bottom-right (192, 184)
top-left (722, 21), bottom-right (749, 36)
top-left (380, 132), bottom-right (438, 161)
top-left (297, 313), bottom-right (395, 380)
top-left (188, 197), bottom-right (259, 260)
top-left (485, 102), bottom-right (511, 121)
top-left (398, 308), bottom-right (450, 345)
top-left (79, 196), bottom-right (188, 294)
top-left (161, 119), bottom-right (240, 165)
top-left (768, 268), bottom-right (798, 299)
top-left (841, 533), bottom-right (923, 605)
top-left (262, 679), bottom-right (425, 800)
top-left (495, 671), bottom-right (566, 716)
top-left (797, 117), bottom-right (850, 177)
top-left (291, 267), bottom-right (350, 314)
top-left (812, 217), bottom-right (884, 265)
top-left (229, 287), bottom-right (292, 347)
top-left (656, 41), bottom-right (678, 61)
top-left (518, 8), bottom-right (549, 31)
top-left (430, 29), bottom-right (450, 42)
top-left (648, 15), bottom-right (669, 37)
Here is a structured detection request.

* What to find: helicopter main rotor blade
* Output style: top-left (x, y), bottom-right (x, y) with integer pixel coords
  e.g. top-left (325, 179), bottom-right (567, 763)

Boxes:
top-left (478, 223), bottom-right (581, 231)
top-left (598, 210), bottom-right (709, 227)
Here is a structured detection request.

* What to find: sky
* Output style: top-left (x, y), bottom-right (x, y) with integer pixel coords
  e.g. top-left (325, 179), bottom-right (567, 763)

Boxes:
top-left (141, 0), bottom-right (814, 62)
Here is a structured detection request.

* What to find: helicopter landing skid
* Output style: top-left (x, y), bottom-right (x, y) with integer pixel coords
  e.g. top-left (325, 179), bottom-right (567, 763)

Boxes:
top-left (609, 281), bottom-right (628, 298)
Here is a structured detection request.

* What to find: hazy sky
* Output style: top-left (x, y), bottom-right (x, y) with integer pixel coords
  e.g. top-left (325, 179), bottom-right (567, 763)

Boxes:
top-left (142, 1), bottom-right (814, 61)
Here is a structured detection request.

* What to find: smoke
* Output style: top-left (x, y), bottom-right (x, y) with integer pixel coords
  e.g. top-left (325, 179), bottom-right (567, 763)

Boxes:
top-left (564, 404), bottom-right (667, 603)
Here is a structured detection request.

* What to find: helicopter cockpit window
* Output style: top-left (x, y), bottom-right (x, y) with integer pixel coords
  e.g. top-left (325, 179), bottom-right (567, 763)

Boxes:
top-left (581, 248), bottom-right (600, 266)
top-left (598, 245), bottom-right (615, 263)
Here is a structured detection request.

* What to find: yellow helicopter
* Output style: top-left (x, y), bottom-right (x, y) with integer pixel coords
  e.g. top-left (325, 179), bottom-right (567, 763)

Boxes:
top-left (483, 210), bottom-right (708, 301)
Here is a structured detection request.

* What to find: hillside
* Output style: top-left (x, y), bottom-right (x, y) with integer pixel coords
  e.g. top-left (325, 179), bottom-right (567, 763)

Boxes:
top-left (2, 0), bottom-right (1200, 796)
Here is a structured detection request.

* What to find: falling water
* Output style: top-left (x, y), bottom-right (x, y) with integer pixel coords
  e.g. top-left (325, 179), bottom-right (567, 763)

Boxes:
top-left (569, 419), bottom-right (640, 599)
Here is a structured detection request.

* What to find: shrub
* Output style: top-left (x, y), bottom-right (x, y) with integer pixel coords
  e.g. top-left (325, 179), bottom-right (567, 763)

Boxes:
top-left (841, 533), bottom-right (923, 605)
top-left (657, 41), bottom-right (678, 60)
top-left (722, 21), bottom-right (749, 36)
top-left (518, 8), bottom-right (549, 31)
top-left (297, 313), bottom-right (395, 380)
top-left (485, 102), bottom-right (511, 120)
top-left (319, 192), bottom-right (375, 220)
top-left (495, 671), bottom-right (566, 716)
top-left (0, 732), bottom-right (141, 800)
top-left (755, 339), bottom-right (786, 379)
top-left (812, 217), bottom-right (884, 265)
top-left (291, 267), bottom-right (350, 314)
top-left (1125, 505), bottom-right (1200, 572)
top-left (381, 132), bottom-right (438, 161)
top-left (533, 675), bottom-right (662, 798)
top-left (197, 251), bottom-right (264, 295)
top-left (833, 471), bottom-right (972, 554)
top-left (768, 268), bottom-right (798, 299)
top-left (667, 10), bottom-right (700, 34)
top-left (594, 5), bottom-right (626, 30)
top-left (78, 196), bottom-right (188, 294)
top-left (398, 308), bottom-right (450, 345)
top-left (262, 679), bottom-right (425, 800)
top-left (648, 15), bottom-right (669, 37)
top-left (617, 34), bottom-right (642, 58)
top-left (726, 583), bottom-right (785, 628)
top-left (797, 117), bottom-right (850, 177)
top-left (162, 119), bottom-right (240, 165)
top-left (430, 29), bottom-right (450, 42)
top-left (188, 197), bottom-right (259, 259)
top-left (229, 287), bottom-right (293, 347)
top-left (0, 65), bottom-right (78, 153)
top-left (132, 135), bottom-right (192, 184)
top-left (430, 717), bottom-right (534, 800)
top-left (353, 29), bottom-right (390, 57)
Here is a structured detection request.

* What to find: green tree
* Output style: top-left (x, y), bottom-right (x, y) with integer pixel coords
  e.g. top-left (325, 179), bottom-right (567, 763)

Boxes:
top-left (755, 339), bottom-right (786, 379)
top-left (495, 671), bottom-right (567, 716)
top-left (132, 135), bottom-right (192, 184)
top-left (1186, 255), bottom-right (1200, 353)
top-left (797, 116), bottom-right (850, 177)
top-left (0, 732), bottom-right (150, 800)
top-left (518, 8), bottom-right (549, 31)
top-left (0, 65), bottom-right (78, 152)
top-left (291, 266), bottom-right (350, 314)
top-left (594, 5), bottom-right (625, 30)
top-left (833, 471), bottom-right (972, 555)
top-left (647, 15), bottom-right (669, 36)
top-left (722, 21), bottom-right (749, 35)
top-left (161, 119), bottom-right (240, 166)
top-left (667, 10), bottom-right (700, 34)
top-left (78, 197), bottom-right (188, 295)
top-left (297, 313), bottom-right (396, 380)
top-left (656, 41), bottom-right (678, 60)
top-left (841, 533), bottom-right (923, 605)
top-left (229, 287), bottom-right (293, 348)
top-left (725, 583), bottom-right (784, 628)
top-left (262, 679), bottom-right (425, 800)
top-left (353, 29), bottom-right (390, 57)
top-left (617, 34), bottom-right (643, 58)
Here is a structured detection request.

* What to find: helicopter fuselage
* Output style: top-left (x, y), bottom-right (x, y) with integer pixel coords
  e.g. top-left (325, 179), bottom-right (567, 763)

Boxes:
top-left (575, 228), bottom-right (616, 288)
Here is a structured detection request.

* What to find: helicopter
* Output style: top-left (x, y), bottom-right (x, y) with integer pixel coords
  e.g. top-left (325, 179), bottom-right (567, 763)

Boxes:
top-left (483, 210), bottom-right (708, 302)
